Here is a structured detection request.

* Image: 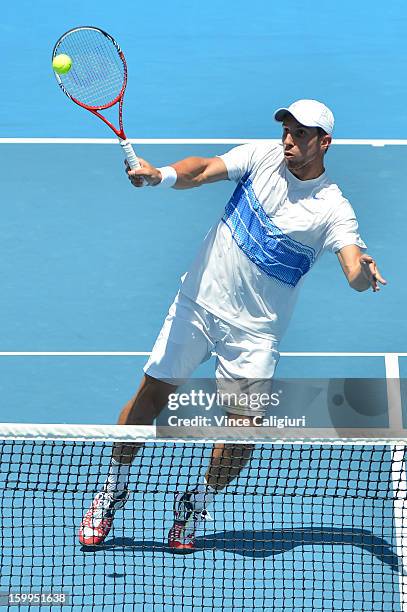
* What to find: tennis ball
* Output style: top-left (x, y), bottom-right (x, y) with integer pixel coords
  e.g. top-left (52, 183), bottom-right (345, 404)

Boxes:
top-left (52, 54), bottom-right (72, 75)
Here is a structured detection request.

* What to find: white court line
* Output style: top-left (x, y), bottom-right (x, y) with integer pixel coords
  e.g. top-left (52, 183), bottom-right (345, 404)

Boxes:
top-left (386, 354), bottom-right (403, 430)
top-left (0, 351), bottom-right (406, 357)
top-left (0, 352), bottom-right (152, 356)
top-left (1, 138), bottom-right (407, 146)
top-left (389, 354), bottom-right (407, 610)
top-left (391, 447), bottom-right (407, 612)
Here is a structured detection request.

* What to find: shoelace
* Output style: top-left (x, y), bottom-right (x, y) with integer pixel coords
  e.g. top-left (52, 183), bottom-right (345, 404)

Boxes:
top-left (200, 509), bottom-right (212, 521)
top-left (172, 509), bottom-right (212, 534)
top-left (171, 522), bottom-right (185, 539)
top-left (176, 504), bottom-right (212, 523)
top-left (89, 491), bottom-right (117, 521)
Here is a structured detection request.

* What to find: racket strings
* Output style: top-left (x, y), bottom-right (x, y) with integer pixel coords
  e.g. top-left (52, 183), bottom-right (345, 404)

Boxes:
top-left (55, 28), bottom-right (125, 108)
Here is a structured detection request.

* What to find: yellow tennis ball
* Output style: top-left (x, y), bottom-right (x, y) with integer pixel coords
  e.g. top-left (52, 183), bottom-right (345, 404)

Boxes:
top-left (52, 54), bottom-right (72, 75)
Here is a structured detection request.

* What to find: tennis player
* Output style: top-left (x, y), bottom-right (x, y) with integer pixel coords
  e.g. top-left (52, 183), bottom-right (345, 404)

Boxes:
top-left (79, 99), bottom-right (386, 550)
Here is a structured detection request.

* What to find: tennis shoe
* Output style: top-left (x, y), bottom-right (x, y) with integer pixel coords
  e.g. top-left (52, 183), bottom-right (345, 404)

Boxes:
top-left (78, 488), bottom-right (129, 546)
top-left (168, 491), bottom-right (210, 553)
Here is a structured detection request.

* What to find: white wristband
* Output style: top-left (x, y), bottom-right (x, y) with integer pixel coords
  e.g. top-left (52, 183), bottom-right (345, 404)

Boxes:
top-left (157, 166), bottom-right (177, 188)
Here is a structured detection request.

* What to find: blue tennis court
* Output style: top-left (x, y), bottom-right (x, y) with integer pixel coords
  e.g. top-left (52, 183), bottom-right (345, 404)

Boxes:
top-left (1, 0), bottom-right (407, 610)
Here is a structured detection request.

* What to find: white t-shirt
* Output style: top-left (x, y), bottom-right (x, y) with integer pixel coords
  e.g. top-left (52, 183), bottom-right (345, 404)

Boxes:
top-left (180, 143), bottom-right (366, 342)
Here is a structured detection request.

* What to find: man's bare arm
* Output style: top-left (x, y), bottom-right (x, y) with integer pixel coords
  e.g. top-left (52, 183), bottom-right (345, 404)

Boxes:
top-left (126, 156), bottom-right (229, 189)
top-left (172, 156), bottom-right (229, 189)
top-left (337, 244), bottom-right (387, 292)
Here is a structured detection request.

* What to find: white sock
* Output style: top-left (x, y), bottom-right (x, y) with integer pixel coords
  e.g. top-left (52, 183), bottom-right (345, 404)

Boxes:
top-left (189, 478), bottom-right (216, 512)
top-left (105, 459), bottom-right (130, 495)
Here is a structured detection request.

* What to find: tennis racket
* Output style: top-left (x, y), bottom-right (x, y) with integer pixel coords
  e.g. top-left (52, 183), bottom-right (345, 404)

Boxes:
top-left (52, 26), bottom-right (141, 169)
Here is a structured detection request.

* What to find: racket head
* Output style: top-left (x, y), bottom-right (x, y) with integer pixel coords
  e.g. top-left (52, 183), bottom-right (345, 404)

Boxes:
top-left (52, 26), bottom-right (127, 112)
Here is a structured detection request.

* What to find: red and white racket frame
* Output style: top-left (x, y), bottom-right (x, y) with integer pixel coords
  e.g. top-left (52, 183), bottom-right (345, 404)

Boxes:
top-left (52, 26), bottom-right (141, 169)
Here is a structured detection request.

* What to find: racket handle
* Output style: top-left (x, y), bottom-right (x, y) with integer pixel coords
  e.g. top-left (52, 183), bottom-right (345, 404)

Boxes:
top-left (120, 139), bottom-right (141, 169)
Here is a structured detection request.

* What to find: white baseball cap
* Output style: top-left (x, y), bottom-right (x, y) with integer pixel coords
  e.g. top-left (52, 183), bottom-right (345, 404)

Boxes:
top-left (274, 99), bottom-right (334, 135)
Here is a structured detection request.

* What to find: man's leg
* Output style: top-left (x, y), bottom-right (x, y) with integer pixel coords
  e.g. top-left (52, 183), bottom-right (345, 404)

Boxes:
top-left (79, 292), bottom-right (215, 546)
top-left (168, 415), bottom-right (255, 552)
top-left (111, 374), bottom-right (177, 464)
top-left (206, 442), bottom-right (255, 490)
top-left (168, 317), bottom-right (279, 553)
top-left (79, 375), bottom-right (176, 546)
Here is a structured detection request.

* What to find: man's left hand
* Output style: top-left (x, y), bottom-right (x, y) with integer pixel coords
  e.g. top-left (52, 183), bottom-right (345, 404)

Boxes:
top-left (360, 254), bottom-right (387, 292)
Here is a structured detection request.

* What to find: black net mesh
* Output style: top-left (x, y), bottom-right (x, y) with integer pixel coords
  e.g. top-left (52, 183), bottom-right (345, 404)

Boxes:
top-left (1, 436), bottom-right (407, 611)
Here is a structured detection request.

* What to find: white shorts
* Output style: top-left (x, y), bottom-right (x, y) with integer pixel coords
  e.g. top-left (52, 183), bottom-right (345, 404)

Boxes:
top-left (144, 292), bottom-right (280, 416)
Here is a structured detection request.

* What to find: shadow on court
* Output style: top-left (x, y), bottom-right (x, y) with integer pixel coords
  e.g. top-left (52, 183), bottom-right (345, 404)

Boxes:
top-left (80, 527), bottom-right (401, 572)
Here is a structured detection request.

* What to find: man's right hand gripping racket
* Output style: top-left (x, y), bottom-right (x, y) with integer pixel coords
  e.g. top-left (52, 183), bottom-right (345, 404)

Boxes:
top-left (52, 26), bottom-right (142, 171)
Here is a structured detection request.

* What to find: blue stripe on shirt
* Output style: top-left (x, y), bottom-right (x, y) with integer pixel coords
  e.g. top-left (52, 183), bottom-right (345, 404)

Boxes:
top-left (222, 176), bottom-right (316, 287)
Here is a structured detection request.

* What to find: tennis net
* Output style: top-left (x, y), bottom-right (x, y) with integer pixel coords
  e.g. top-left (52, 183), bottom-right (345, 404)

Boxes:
top-left (1, 423), bottom-right (407, 611)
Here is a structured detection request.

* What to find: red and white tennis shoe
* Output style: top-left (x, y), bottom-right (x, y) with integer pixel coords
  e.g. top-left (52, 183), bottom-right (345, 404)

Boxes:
top-left (168, 491), bottom-right (210, 553)
top-left (79, 488), bottom-right (129, 546)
